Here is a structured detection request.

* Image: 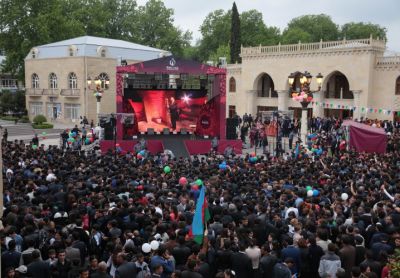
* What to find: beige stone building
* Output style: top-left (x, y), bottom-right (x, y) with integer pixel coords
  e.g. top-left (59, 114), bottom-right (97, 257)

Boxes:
top-left (25, 36), bottom-right (169, 124)
top-left (226, 37), bottom-right (400, 121)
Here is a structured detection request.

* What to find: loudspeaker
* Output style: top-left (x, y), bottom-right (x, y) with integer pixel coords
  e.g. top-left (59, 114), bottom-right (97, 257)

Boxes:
top-left (104, 123), bottom-right (114, 140)
top-left (163, 128), bottom-right (170, 135)
top-left (147, 128), bottom-right (155, 135)
top-left (226, 118), bottom-right (237, 140)
top-left (180, 128), bottom-right (187, 135)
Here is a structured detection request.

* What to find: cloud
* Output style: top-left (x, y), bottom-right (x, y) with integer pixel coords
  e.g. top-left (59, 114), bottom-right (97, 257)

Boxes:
top-left (136, 0), bottom-right (400, 50)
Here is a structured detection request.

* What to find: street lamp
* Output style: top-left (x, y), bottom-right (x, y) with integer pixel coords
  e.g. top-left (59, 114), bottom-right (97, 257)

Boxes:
top-left (87, 76), bottom-right (104, 124)
top-left (290, 72), bottom-right (323, 144)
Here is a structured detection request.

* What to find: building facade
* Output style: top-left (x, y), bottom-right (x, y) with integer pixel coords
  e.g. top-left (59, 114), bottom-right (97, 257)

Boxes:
top-left (0, 52), bottom-right (24, 93)
top-left (226, 37), bottom-right (400, 121)
top-left (25, 36), bottom-right (169, 124)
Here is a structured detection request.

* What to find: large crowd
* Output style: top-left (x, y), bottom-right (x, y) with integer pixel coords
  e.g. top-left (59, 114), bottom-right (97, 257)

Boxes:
top-left (1, 115), bottom-right (400, 278)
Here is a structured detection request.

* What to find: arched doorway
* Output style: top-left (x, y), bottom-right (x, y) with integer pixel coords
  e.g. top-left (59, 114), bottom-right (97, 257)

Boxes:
top-left (324, 71), bottom-right (352, 99)
top-left (323, 71), bottom-right (353, 119)
top-left (254, 73), bottom-right (276, 98)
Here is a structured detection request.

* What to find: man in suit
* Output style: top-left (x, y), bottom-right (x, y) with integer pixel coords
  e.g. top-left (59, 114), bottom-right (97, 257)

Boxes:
top-left (51, 249), bottom-right (71, 278)
top-left (27, 250), bottom-right (51, 278)
top-left (171, 236), bottom-right (191, 270)
top-left (168, 97), bottom-right (179, 130)
top-left (181, 259), bottom-right (203, 278)
top-left (1, 240), bottom-right (21, 272)
top-left (91, 261), bottom-right (111, 278)
top-left (230, 243), bottom-right (252, 278)
top-left (115, 252), bottom-right (137, 278)
top-left (65, 238), bottom-right (81, 266)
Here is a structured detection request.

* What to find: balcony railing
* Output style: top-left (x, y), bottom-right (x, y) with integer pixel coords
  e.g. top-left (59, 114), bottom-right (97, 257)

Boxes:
top-left (376, 56), bottom-right (400, 67)
top-left (26, 88), bottom-right (43, 95)
top-left (42, 89), bottom-right (60, 96)
top-left (241, 38), bottom-right (386, 57)
top-left (61, 89), bottom-right (80, 97)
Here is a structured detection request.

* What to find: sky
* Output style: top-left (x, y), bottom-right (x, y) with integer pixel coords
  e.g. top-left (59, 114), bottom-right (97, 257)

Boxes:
top-left (136, 0), bottom-right (400, 52)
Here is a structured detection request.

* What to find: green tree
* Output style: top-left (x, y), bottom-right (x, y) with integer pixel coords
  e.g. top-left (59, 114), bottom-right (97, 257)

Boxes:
top-left (282, 14), bottom-right (339, 43)
top-left (209, 44), bottom-right (230, 65)
top-left (0, 0), bottom-right (85, 79)
top-left (281, 27), bottom-right (312, 44)
top-left (230, 2), bottom-right (241, 63)
top-left (341, 22), bottom-right (387, 41)
top-left (198, 9), bottom-right (231, 62)
top-left (240, 10), bottom-right (280, 46)
top-left (135, 0), bottom-right (192, 56)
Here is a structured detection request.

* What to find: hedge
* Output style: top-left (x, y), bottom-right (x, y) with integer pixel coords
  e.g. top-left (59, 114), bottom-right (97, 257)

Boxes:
top-left (19, 116), bottom-right (30, 123)
top-left (33, 114), bottom-right (47, 124)
top-left (32, 122), bottom-right (54, 129)
top-left (1, 116), bottom-right (19, 121)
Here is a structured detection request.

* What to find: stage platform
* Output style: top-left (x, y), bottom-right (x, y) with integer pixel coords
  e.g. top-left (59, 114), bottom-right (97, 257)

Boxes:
top-left (100, 135), bottom-right (242, 157)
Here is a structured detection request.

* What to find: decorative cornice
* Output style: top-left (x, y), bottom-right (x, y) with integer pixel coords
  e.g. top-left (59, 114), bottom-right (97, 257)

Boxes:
top-left (375, 56), bottom-right (400, 70)
top-left (241, 38), bottom-right (385, 60)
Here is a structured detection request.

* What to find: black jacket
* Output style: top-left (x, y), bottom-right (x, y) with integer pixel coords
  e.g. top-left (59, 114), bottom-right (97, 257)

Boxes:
top-left (27, 260), bottom-right (51, 278)
top-left (171, 244), bottom-right (191, 267)
top-left (230, 252), bottom-right (253, 278)
top-left (115, 261), bottom-right (137, 278)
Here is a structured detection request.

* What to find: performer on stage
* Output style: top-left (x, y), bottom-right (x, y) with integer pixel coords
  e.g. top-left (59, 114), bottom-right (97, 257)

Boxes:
top-left (168, 97), bottom-right (179, 130)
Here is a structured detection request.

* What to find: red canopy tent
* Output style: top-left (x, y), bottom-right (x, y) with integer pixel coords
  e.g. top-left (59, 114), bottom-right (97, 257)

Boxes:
top-left (342, 120), bottom-right (387, 153)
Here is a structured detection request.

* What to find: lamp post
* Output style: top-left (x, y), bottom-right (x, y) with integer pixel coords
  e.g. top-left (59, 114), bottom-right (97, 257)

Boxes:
top-left (87, 77), bottom-right (105, 124)
top-left (289, 72), bottom-right (323, 144)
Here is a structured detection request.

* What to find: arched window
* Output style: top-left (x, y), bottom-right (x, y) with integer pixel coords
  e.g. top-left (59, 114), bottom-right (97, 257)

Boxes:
top-left (49, 73), bottom-right (58, 89)
top-left (68, 45), bottom-right (77, 57)
top-left (32, 73), bottom-right (39, 88)
top-left (68, 72), bottom-right (78, 89)
top-left (31, 48), bottom-right (38, 59)
top-left (325, 71), bottom-right (352, 99)
top-left (396, 76), bottom-right (400, 95)
top-left (229, 77), bottom-right (236, 92)
top-left (101, 49), bottom-right (106, 57)
top-left (98, 73), bottom-right (110, 89)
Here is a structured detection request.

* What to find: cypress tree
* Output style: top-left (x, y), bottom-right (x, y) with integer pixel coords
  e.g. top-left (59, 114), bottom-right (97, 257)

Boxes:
top-left (230, 2), bottom-right (241, 64)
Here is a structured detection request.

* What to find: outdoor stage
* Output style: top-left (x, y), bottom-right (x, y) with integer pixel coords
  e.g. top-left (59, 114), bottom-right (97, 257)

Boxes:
top-left (100, 135), bottom-right (242, 156)
top-left (100, 56), bottom-right (240, 156)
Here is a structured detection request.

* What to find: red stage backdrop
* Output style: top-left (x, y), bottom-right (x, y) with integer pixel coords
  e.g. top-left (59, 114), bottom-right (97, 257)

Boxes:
top-left (116, 56), bottom-right (226, 139)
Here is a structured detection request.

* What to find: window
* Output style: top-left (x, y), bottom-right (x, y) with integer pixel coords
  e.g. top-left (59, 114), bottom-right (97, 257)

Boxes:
top-left (49, 73), bottom-right (57, 89)
top-left (32, 73), bottom-right (39, 88)
top-left (98, 73), bottom-right (110, 89)
top-left (68, 72), bottom-right (78, 89)
top-left (29, 102), bottom-right (43, 116)
top-left (228, 105), bottom-right (236, 118)
top-left (396, 76), bottom-right (400, 95)
top-left (101, 49), bottom-right (106, 57)
top-left (64, 103), bottom-right (80, 120)
top-left (46, 103), bottom-right (61, 119)
top-left (1, 79), bottom-right (17, 88)
top-left (31, 50), bottom-right (36, 59)
top-left (229, 77), bottom-right (236, 92)
top-left (68, 45), bottom-right (77, 57)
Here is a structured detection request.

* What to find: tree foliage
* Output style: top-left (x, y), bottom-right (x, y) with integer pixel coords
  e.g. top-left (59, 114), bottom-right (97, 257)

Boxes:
top-left (341, 22), bottom-right (387, 41)
top-left (230, 2), bottom-right (241, 64)
top-left (0, 90), bottom-right (26, 114)
top-left (283, 14), bottom-right (339, 43)
top-left (0, 0), bottom-right (191, 78)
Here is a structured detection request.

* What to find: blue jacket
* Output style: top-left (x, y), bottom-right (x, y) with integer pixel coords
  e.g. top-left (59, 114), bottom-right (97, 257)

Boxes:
top-left (281, 245), bottom-right (301, 274)
top-left (150, 255), bottom-right (174, 278)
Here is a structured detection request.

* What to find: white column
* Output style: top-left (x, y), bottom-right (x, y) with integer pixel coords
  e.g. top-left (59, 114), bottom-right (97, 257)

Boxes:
top-left (300, 107), bottom-right (308, 145)
top-left (277, 90), bottom-right (289, 111)
top-left (313, 91), bottom-right (324, 118)
top-left (352, 90), bottom-right (362, 120)
top-left (96, 98), bottom-right (101, 124)
top-left (246, 90), bottom-right (256, 115)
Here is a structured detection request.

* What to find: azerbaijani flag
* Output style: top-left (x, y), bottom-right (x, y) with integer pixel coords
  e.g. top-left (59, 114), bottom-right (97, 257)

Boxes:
top-left (190, 185), bottom-right (211, 244)
top-left (295, 144), bottom-right (300, 158)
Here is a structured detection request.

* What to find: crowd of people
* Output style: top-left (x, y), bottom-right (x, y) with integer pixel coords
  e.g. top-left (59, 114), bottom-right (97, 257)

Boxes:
top-left (1, 115), bottom-right (400, 278)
